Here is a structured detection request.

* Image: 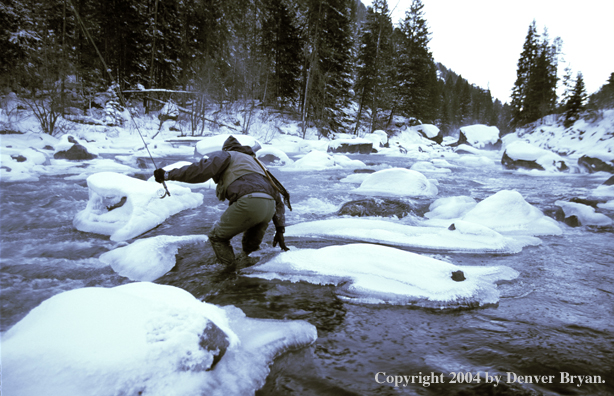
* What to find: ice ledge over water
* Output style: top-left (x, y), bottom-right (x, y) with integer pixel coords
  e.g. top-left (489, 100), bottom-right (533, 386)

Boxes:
top-left (73, 172), bottom-right (203, 241)
top-left (2, 282), bottom-right (317, 396)
top-left (285, 218), bottom-right (540, 254)
top-left (245, 244), bottom-right (519, 308)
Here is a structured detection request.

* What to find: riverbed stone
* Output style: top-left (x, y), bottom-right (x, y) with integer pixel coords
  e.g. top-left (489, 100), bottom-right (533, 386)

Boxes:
top-left (199, 321), bottom-right (229, 371)
top-left (578, 155), bottom-right (614, 174)
top-left (54, 143), bottom-right (97, 160)
top-left (338, 197), bottom-right (415, 218)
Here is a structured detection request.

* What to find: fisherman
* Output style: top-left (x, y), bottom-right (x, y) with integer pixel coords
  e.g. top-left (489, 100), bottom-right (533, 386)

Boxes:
top-left (153, 136), bottom-right (291, 266)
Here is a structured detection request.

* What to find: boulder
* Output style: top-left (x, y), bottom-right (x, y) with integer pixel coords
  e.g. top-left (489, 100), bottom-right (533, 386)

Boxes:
top-left (578, 155), bottom-right (614, 174)
top-left (199, 321), bottom-right (229, 370)
top-left (54, 144), bottom-right (97, 160)
top-left (501, 151), bottom-right (545, 171)
top-left (338, 197), bottom-right (416, 218)
top-left (603, 175), bottom-right (614, 186)
top-left (328, 139), bottom-right (373, 154)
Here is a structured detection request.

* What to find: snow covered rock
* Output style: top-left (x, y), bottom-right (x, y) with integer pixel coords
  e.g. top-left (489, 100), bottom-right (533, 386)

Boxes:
top-left (327, 138), bottom-right (373, 154)
top-left (2, 282), bottom-right (317, 396)
top-left (502, 141), bottom-right (569, 172)
top-left (281, 150), bottom-right (366, 171)
top-left (256, 146), bottom-right (293, 166)
top-left (100, 235), bottom-right (209, 281)
top-left (245, 243), bottom-right (519, 308)
top-left (54, 135), bottom-right (98, 160)
top-left (412, 124), bottom-right (443, 144)
top-left (285, 218), bottom-right (539, 254)
top-left (425, 196), bottom-right (477, 220)
top-left (460, 190), bottom-right (562, 236)
top-left (555, 200), bottom-right (612, 227)
top-left (578, 153), bottom-right (614, 173)
top-left (451, 125), bottom-right (500, 149)
top-left (73, 172), bottom-right (203, 241)
top-left (363, 130), bottom-right (388, 148)
top-left (354, 168), bottom-right (438, 197)
top-left (337, 197), bottom-right (417, 218)
top-left (195, 134), bottom-right (262, 157)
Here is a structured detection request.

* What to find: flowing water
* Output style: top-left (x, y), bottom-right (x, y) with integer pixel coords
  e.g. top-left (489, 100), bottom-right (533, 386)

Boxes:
top-left (1, 154), bottom-right (613, 395)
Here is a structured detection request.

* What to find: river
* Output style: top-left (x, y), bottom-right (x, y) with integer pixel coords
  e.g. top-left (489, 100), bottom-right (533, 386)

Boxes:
top-left (1, 153), bottom-right (612, 395)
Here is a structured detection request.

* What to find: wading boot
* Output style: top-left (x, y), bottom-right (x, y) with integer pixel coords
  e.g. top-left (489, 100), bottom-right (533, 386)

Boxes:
top-left (208, 237), bottom-right (236, 267)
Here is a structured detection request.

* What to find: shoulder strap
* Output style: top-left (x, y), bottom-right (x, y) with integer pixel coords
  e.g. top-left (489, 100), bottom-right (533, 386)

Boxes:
top-left (253, 157), bottom-right (292, 211)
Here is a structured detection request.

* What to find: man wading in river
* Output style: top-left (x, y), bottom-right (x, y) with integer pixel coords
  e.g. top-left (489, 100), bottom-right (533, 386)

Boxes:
top-left (153, 136), bottom-right (291, 266)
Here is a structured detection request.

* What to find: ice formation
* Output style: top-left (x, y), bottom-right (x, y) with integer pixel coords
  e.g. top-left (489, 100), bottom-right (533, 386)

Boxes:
top-left (73, 172), bottom-right (203, 241)
top-left (285, 218), bottom-right (539, 254)
top-left (245, 243), bottom-right (519, 307)
top-left (100, 235), bottom-right (209, 281)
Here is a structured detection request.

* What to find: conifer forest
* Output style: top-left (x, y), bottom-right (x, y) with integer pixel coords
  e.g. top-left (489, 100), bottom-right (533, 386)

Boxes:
top-left (1, 0), bottom-right (613, 136)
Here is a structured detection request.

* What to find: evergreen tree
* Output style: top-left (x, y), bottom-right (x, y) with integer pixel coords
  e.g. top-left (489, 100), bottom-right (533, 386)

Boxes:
top-left (588, 72), bottom-right (614, 110)
top-left (393, 0), bottom-right (436, 123)
top-left (261, 0), bottom-right (303, 107)
top-left (354, 0), bottom-right (393, 133)
top-left (511, 22), bottom-right (561, 126)
top-left (511, 20), bottom-right (538, 126)
top-left (564, 71), bottom-right (586, 127)
top-left (301, 0), bottom-right (354, 135)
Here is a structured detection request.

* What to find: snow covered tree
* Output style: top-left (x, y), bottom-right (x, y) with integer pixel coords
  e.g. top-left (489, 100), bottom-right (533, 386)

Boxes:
top-left (588, 72), bottom-right (614, 110)
top-left (564, 71), bottom-right (586, 127)
top-left (511, 22), bottom-right (561, 126)
top-left (301, 0), bottom-right (354, 136)
top-left (393, 0), bottom-right (437, 123)
top-left (261, 0), bottom-right (303, 107)
top-left (354, 0), bottom-right (394, 133)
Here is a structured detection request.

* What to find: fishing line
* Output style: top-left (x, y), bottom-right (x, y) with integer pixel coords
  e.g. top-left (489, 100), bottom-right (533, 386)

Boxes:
top-left (66, 0), bottom-right (171, 198)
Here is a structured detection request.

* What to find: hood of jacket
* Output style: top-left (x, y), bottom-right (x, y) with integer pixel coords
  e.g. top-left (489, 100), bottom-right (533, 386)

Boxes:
top-left (222, 135), bottom-right (256, 156)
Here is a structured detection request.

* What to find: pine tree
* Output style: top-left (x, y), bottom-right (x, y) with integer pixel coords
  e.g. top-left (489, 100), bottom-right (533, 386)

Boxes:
top-left (587, 72), bottom-right (614, 110)
top-left (564, 72), bottom-right (586, 127)
top-left (511, 22), bottom-right (561, 126)
top-left (511, 20), bottom-right (538, 126)
top-left (393, 0), bottom-right (436, 123)
top-left (301, 0), bottom-right (354, 136)
top-left (354, 0), bottom-right (393, 133)
top-left (261, 0), bottom-right (303, 108)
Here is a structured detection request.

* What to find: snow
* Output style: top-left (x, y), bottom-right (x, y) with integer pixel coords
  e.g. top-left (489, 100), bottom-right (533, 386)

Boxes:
top-left (195, 134), bottom-right (262, 156)
top-left (592, 183), bottom-right (614, 199)
top-left (2, 282), bottom-right (317, 396)
top-left (504, 140), bottom-right (567, 172)
top-left (410, 161), bottom-right (452, 173)
top-left (245, 244), bottom-right (519, 307)
top-left (285, 218), bottom-right (539, 254)
top-left (460, 190), bottom-right (562, 236)
top-left (364, 130), bottom-right (388, 146)
top-left (503, 109), bottom-right (614, 156)
top-left (460, 125), bottom-right (500, 148)
top-left (457, 155), bottom-right (496, 168)
top-left (73, 172), bottom-right (203, 241)
top-left (100, 235), bottom-right (209, 281)
top-left (354, 168), bottom-right (438, 197)
top-left (555, 200), bottom-right (613, 226)
top-left (411, 124), bottom-right (440, 138)
top-left (281, 150), bottom-right (366, 171)
top-left (425, 196), bottom-right (477, 219)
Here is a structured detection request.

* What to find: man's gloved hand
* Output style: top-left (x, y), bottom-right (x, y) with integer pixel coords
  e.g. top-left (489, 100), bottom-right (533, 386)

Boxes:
top-left (273, 226), bottom-right (289, 251)
top-left (154, 168), bottom-right (166, 183)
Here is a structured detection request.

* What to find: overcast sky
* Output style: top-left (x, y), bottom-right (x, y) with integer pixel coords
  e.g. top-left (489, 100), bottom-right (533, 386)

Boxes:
top-left (383, 0), bottom-right (614, 104)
